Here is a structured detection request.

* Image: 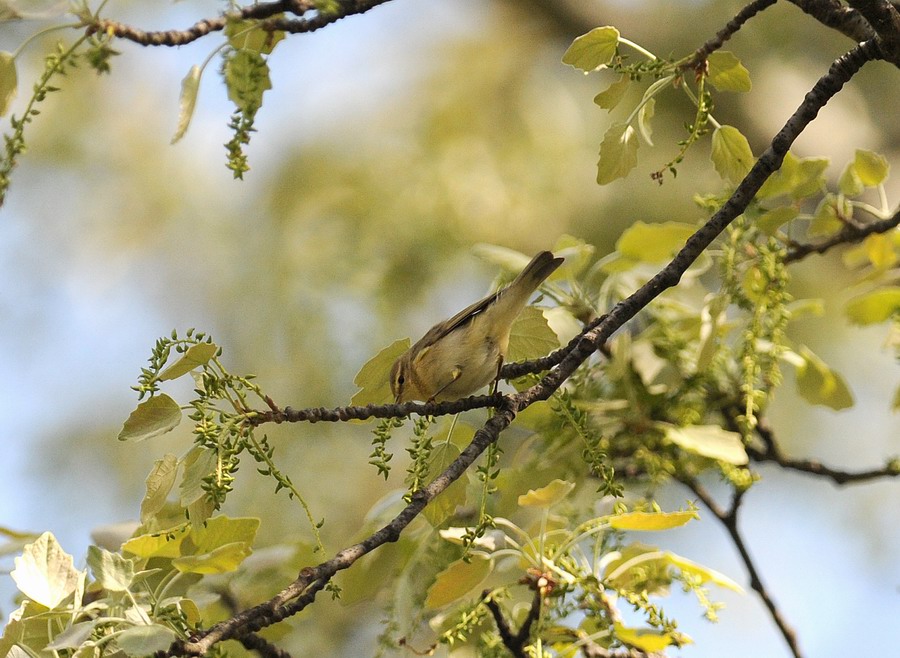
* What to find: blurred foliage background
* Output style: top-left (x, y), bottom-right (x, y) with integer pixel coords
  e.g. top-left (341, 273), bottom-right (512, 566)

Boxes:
top-left (0, 0), bottom-right (898, 656)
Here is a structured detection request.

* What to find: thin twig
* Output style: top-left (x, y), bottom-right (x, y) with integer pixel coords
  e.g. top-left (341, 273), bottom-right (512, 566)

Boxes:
top-left (785, 206), bottom-right (900, 262)
top-left (685, 480), bottom-right (803, 658)
top-left (685, 0), bottom-right (778, 69)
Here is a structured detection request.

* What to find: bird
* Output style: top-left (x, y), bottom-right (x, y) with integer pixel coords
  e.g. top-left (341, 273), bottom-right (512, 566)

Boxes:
top-left (390, 250), bottom-right (563, 403)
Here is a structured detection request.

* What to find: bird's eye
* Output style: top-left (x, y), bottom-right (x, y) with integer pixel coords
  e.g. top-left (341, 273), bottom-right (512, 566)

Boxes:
top-left (397, 374), bottom-right (405, 386)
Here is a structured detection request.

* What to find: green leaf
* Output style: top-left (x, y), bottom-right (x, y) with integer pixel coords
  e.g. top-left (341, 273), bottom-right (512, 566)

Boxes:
top-left (518, 479), bottom-right (576, 508)
top-left (597, 121), bottom-right (638, 185)
top-left (351, 338), bottom-right (409, 406)
top-left (117, 394), bottom-right (182, 442)
top-left (616, 221), bottom-right (695, 263)
top-left (425, 555), bottom-right (492, 609)
top-left (86, 545), bottom-right (135, 592)
top-left (180, 446), bottom-right (218, 508)
top-left (794, 346), bottom-right (854, 410)
top-left (158, 342), bottom-right (218, 381)
top-left (853, 149), bottom-right (889, 187)
top-left (225, 18), bottom-right (285, 55)
top-left (224, 49), bottom-right (271, 114)
top-left (593, 74), bottom-right (630, 110)
top-left (0, 51), bottom-right (16, 116)
top-left (608, 509), bottom-right (698, 531)
top-left (845, 287), bottom-right (900, 325)
top-left (551, 234), bottom-right (595, 279)
top-left (710, 125), bottom-right (753, 184)
top-left (562, 26), bottom-right (620, 71)
top-left (614, 624), bottom-right (677, 652)
top-left (808, 194), bottom-right (848, 238)
top-left (11, 532), bottom-right (82, 608)
top-left (637, 96), bottom-right (655, 145)
top-left (141, 454), bottom-right (178, 525)
top-left (756, 205), bottom-right (798, 235)
top-left (838, 159), bottom-right (863, 196)
top-left (173, 541), bottom-right (253, 574)
top-left (791, 156), bottom-right (829, 198)
top-left (116, 625), bottom-right (177, 656)
top-left (706, 51), bottom-right (751, 92)
top-left (663, 424), bottom-right (748, 464)
top-left (507, 306), bottom-right (560, 363)
top-left (171, 65), bottom-right (201, 144)
top-left (665, 552), bottom-right (744, 593)
top-left (122, 524), bottom-right (189, 559)
top-left (422, 441), bottom-right (468, 527)
top-left (46, 621), bottom-right (98, 650)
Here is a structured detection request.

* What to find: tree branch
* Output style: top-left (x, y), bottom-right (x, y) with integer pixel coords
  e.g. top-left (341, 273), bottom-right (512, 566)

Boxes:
top-left (847, 0), bottom-right (900, 65)
top-left (784, 206), bottom-right (900, 262)
top-left (685, 0), bottom-right (778, 69)
top-left (684, 480), bottom-right (803, 658)
top-left (788, 0), bottom-right (875, 41)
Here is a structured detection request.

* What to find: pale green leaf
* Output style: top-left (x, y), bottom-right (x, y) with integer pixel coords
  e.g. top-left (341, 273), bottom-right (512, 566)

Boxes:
top-left (637, 96), bottom-right (655, 145)
top-left (593, 74), bottom-right (630, 110)
top-left (845, 287), bottom-right (900, 325)
top-left (614, 624), bottom-right (677, 652)
top-left (562, 26), bottom-right (620, 71)
top-left (608, 509), bottom-right (698, 531)
top-left (422, 440), bottom-right (469, 527)
top-left (116, 625), bottom-right (177, 656)
top-left (550, 234), bottom-right (595, 278)
top-left (518, 479), bottom-right (576, 508)
top-left (756, 205), bottom-right (798, 235)
top-left (351, 337), bottom-right (409, 406)
top-left (0, 51), bottom-right (16, 116)
top-left (86, 546), bottom-right (135, 592)
top-left (190, 516), bottom-right (260, 555)
top-left (173, 541), bottom-right (253, 574)
top-left (46, 621), bottom-right (98, 650)
top-left (665, 553), bottom-right (744, 593)
top-left (794, 346), bottom-right (854, 410)
top-left (808, 194), bottom-right (848, 238)
top-left (158, 342), bottom-right (218, 381)
top-left (710, 125), bottom-right (753, 184)
top-left (141, 454), bottom-right (178, 525)
top-left (663, 424), bottom-right (748, 465)
top-left (853, 149), bottom-right (889, 187)
top-left (791, 156), bottom-right (829, 198)
top-left (117, 394), bottom-right (182, 442)
top-left (425, 555), bottom-right (492, 609)
top-left (122, 524), bottom-right (189, 559)
top-left (11, 532), bottom-right (82, 609)
top-left (171, 65), bottom-right (201, 144)
top-left (597, 121), bottom-right (638, 185)
top-left (862, 233), bottom-right (897, 270)
top-left (179, 446), bottom-right (217, 508)
top-left (543, 306), bottom-right (583, 345)
top-left (706, 51), bottom-right (751, 92)
top-left (507, 306), bottom-right (560, 363)
top-left (616, 221), bottom-right (695, 263)
top-left (838, 160), bottom-right (863, 196)
top-left (757, 151), bottom-right (800, 199)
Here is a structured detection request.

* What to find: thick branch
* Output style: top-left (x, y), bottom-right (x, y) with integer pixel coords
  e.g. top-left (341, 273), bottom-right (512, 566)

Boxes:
top-left (788, 0), bottom-right (875, 41)
top-left (685, 481), bottom-right (803, 658)
top-left (848, 0), bottom-right (900, 65)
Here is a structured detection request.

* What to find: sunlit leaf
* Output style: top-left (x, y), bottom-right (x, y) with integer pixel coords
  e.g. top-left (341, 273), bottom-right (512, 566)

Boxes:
top-left (422, 441), bottom-right (468, 527)
top-left (794, 346), bottom-right (854, 410)
top-left (666, 553), bottom-right (744, 593)
top-left (224, 49), bottom-right (271, 114)
top-left (808, 194), bottom-right (848, 238)
top-left (0, 51), bottom-right (16, 116)
top-left (117, 394), bottom-right (182, 442)
top-left (122, 524), bottom-right (189, 559)
top-left (141, 454), bottom-right (178, 525)
top-left (593, 74), bottom-right (630, 110)
top-left (710, 125), bottom-right (753, 184)
top-left (608, 509), bottom-right (698, 531)
top-left (706, 51), bottom-right (751, 92)
top-left (614, 624), bottom-right (677, 652)
top-left (663, 424), bottom-right (748, 465)
top-left (853, 149), bottom-right (889, 187)
top-left (351, 338), bottom-right (409, 405)
top-left (180, 446), bottom-right (217, 508)
top-left (845, 287), bottom-right (900, 325)
top-left (11, 533), bottom-right (82, 609)
top-left (838, 159), bottom-right (863, 196)
top-left (551, 235), bottom-right (595, 279)
top-left (173, 541), bottom-right (253, 574)
top-left (158, 342), bottom-right (217, 381)
top-left (507, 306), bottom-right (559, 363)
top-left (616, 221), bottom-right (695, 263)
top-left (597, 121), bottom-right (638, 185)
top-left (518, 479), bottom-right (575, 508)
top-left (425, 555), bottom-right (492, 609)
top-left (562, 26), bottom-right (620, 71)
top-left (862, 233), bottom-right (897, 270)
top-left (86, 546), bottom-right (135, 592)
top-left (225, 18), bottom-right (285, 55)
top-left (171, 65), bottom-right (201, 144)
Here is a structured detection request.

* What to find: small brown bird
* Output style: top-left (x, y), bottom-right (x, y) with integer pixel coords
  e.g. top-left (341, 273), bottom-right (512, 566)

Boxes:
top-left (390, 251), bottom-right (563, 403)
